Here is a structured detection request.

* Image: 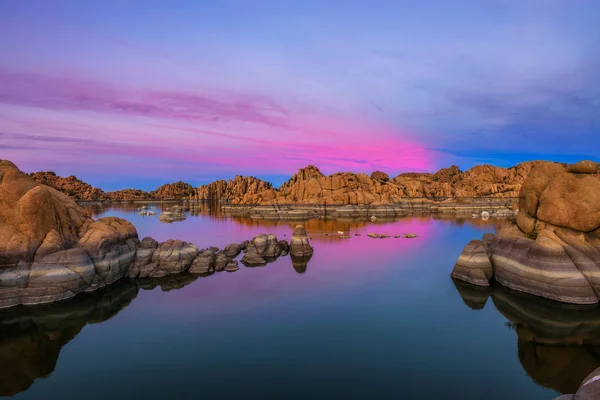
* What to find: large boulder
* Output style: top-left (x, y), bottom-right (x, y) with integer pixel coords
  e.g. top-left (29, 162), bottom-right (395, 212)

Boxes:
top-left (127, 237), bottom-right (159, 278)
top-left (241, 234), bottom-right (269, 266)
top-left (0, 161), bottom-right (142, 308)
top-left (189, 249), bottom-right (217, 274)
top-left (289, 225), bottom-right (314, 257)
top-left (452, 161), bottom-right (600, 305)
top-left (137, 240), bottom-right (198, 278)
top-left (450, 239), bottom-right (493, 286)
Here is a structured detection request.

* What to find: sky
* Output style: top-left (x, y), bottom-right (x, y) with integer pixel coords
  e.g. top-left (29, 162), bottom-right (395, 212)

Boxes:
top-left (0, 0), bottom-right (599, 190)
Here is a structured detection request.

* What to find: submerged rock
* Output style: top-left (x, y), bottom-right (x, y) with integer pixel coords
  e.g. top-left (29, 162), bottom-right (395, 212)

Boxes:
top-left (367, 233), bottom-right (390, 239)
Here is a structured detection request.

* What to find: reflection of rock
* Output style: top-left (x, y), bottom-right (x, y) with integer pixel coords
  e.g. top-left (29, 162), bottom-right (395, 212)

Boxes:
top-left (451, 277), bottom-right (491, 310)
top-left (290, 225), bottom-right (314, 257)
top-left (451, 160), bottom-right (600, 304)
top-left (0, 281), bottom-right (139, 396)
top-left (135, 274), bottom-right (199, 292)
top-left (291, 254), bottom-right (312, 274)
top-left (453, 280), bottom-right (600, 395)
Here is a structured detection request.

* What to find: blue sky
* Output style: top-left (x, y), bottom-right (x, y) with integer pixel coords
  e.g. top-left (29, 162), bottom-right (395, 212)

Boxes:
top-left (0, 0), bottom-right (598, 190)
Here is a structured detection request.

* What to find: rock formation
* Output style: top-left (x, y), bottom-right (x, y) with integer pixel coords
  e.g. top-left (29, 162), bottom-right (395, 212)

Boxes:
top-left (29, 171), bottom-right (108, 201)
top-left (1, 160), bottom-right (314, 309)
top-left (197, 162), bottom-right (553, 206)
top-left (289, 225), bottom-right (314, 257)
top-left (451, 160), bottom-right (600, 304)
top-left (105, 188), bottom-right (152, 201)
top-left (0, 160), bottom-right (140, 308)
top-left (158, 206), bottom-right (187, 223)
top-left (197, 175), bottom-right (273, 202)
top-left (149, 181), bottom-right (195, 200)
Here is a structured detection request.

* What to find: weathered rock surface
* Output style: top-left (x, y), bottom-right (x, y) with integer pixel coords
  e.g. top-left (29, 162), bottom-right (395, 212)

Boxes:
top-left (150, 181), bottom-right (195, 200)
top-left (223, 243), bottom-right (243, 258)
top-left (451, 160), bottom-right (600, 304)
top-left (241, 234), bottom-right (269, 266)
top-left (189, 249), bottom-right (217, 274)
top-left (136, 240), bottom-right (198, 278)
top-left (0, 160), bottom-right (141, 308)
top-left (289, 225), bottom-right (314, 257)
top-left (29, 171), bottom-right (108, 201)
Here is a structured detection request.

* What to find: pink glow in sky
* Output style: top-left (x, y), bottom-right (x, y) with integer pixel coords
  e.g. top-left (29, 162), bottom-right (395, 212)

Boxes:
top-left (2, 1), bottom-right (598, 189)
top-left (0, 69), bottom-right (443, 189)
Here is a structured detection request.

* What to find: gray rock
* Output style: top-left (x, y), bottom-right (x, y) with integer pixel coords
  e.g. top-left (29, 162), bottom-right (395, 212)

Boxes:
top-left (138, 240), bottom-right (198, 278)
top-left (289, 225), bottom-right (314, 257)
top-left (189, 250), bottom-right (216, 274)
top-left (223, 243), bottom-right (242, 258)
top-left (214, 252), bottom-right (232, 271)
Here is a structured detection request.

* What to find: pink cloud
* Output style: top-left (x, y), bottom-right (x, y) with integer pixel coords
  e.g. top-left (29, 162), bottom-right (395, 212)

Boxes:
top-left (0, 68), bottom-right (446, 184)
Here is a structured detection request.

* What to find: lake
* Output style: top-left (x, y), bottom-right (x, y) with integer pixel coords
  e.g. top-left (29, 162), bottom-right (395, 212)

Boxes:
top-left (2, 203), bottom-right (598, 399)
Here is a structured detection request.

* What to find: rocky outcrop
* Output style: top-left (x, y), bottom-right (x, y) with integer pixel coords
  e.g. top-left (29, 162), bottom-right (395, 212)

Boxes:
top-left (557, 367), bottom-right (600, 399)
top-left (158, 206), bottom-right (187, 223)
top-left (3, 160), bottom-right (315, 309)
top-left (451, 160), bottom-right (600, 304)
top-left (197, 175), bottom-right (273, 202)
top-left (29, 171), bottom-right (108, 201)
top-left (0, 160), bottom-right (141, 308)
top-left (104, 188), bottom-right (152, 201)
top-left (289, 225), bottom-right (314, 257)
top-left (150, 181), bottom-right (195, 200)
top-left (197, 162), bottom-right (553, 206)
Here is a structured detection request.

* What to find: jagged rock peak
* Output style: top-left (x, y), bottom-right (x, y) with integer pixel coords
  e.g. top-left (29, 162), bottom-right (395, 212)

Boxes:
top-left (296, 165), bottom-right (325, 180)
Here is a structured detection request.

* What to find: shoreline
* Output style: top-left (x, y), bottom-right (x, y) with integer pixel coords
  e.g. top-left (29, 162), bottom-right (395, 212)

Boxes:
top-left (213, 197), bottom-right (518, 220)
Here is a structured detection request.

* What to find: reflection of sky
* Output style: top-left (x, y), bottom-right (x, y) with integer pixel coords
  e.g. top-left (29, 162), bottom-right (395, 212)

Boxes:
top-left (11, 211), bottom-right (556, 399)
top-left (1, 1), bottom-right (599, 189)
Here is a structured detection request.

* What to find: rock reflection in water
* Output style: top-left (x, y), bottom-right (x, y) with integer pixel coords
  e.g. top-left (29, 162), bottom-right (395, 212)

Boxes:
top-left (0, 281), bottom-right (139, 396)
top-left (453, 279), bottom-right (600, 395)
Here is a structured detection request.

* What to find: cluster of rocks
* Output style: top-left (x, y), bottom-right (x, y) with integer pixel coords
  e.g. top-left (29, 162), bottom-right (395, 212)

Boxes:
top-left (136, 205), bottom-right (156, 216)
top-left (452, 160), bottom-right (600, 305)
top-left (196, 162), bottom-right (558, 206)
top-left (126, 227), bottom-right (314, 279)
top-left (365, 233), bottom-right (418, 239)
top-left (0, 160), bottom-right (315, 309)
top-left (158, 205), bottom-right (187, 222)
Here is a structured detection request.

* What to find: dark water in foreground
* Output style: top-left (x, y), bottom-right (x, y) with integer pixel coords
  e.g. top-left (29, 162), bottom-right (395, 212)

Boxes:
top-left (2, 203), bottom-right (599, 399)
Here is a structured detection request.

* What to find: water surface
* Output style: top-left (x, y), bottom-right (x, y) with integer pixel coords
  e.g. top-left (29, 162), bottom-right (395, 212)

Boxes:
top-left (2, 203), bottom-right (598, 399)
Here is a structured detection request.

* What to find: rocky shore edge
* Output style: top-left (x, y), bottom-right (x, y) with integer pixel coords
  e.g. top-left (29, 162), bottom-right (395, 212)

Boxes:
top-left (0, 159), bottom-right (315, 309)
top-left (215, 197), bottom-right (517, 220)
top-left (451, 160), bottom-right (600, 305)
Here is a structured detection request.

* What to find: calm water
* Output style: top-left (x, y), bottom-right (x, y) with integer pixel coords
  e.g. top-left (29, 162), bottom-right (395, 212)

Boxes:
top-left (2, 203), bottom-right (599, 399)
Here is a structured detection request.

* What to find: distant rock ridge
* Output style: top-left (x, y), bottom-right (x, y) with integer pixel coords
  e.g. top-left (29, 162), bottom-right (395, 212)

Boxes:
top-left (451, 160), bottom-right (600, 304)
top-left (195, 161), bottom-right (559, 205)
top-left (28, 171), bottom-right (109, 201)
top-left (31, 161), bottom-right (559, 205)
top-left (149, 181), bottom-right (195, 200)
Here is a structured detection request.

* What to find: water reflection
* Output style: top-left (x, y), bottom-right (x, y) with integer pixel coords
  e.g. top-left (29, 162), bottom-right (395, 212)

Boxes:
top-left (453, 280), bottom-right (600, 395)
top-left (0, 281), bottom-right (139, 396)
